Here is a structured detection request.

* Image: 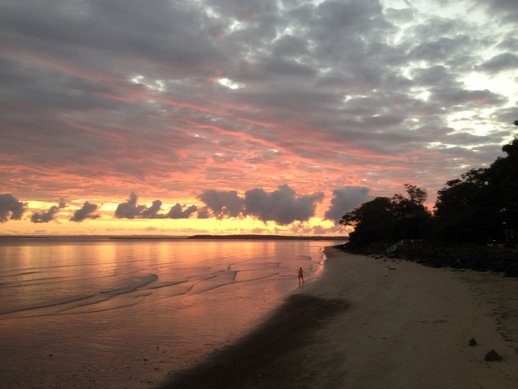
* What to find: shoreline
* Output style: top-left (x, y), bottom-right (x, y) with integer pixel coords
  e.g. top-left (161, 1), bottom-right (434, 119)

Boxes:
top-left (157, 247), bottom-right (518, 388)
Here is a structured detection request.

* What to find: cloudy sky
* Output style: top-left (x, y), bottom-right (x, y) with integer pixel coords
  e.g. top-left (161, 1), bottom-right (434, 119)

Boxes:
top-left (1, 0), bottom-right (517, 235)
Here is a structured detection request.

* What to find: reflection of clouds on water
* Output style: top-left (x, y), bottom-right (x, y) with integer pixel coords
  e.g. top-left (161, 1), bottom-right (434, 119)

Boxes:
top-left (0, 240), bottom-right (332, 320)
top-left (0, 262), bottom-right (284, 317)
top-left (0, 239), bottom-right (336, 389)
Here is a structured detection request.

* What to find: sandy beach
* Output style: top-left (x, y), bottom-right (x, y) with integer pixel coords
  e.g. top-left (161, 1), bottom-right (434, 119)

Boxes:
top-left (158, 247), bottom-right (518, 389)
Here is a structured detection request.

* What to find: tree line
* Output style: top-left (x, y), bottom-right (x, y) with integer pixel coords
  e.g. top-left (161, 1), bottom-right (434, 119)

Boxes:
top-left (341, 122), bottom-right (518, 249)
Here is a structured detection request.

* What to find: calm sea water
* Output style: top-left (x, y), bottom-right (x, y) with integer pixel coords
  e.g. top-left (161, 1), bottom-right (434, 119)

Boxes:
top-left (0, 238), bottom-right (339, 388)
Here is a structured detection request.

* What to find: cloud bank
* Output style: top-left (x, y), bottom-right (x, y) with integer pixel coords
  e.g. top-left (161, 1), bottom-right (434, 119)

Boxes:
top-left (199, 184), bottom-right (324, 225)
top-left (325, 187), bottom-right (371, 223)
top-left (0, 194), bottom-right (26, 222)
top-left (114, 193), bottom-right (198, 220)
top-left (112, 186), bottom-right (326, 225)
top-left (0, 0), bottom-right (517, 233)
top-left (115, 192), bottom-right (146, 219)
top-left (167, 203), bottom-right (198, 219)
top-left (244, 185), bottom-right (324, 225)
top-left (70, 201), bottom-right (100, 222)
top-left (198, 190), bottom-right (243, 218)
top-left (31, 199), bottom-right (66, 223)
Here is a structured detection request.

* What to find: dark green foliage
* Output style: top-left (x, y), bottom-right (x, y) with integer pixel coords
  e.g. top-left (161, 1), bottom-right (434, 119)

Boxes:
top-left (433, 137), bottom-right (518, 244)
top-left (340, 197), bottom-right (395, 247)
top-left (340, 184), bottom-right (431, 248)
top-left (492, 139), bottom-right (518, 232)
top-left (432, 169), bottom-right (497, 243)
top-left (341, 121), bottom-right (518, 248)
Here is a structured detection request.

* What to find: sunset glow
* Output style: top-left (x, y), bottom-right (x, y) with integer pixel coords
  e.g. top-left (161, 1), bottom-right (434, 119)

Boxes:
top-left (1, 0), bottom-right (516, 236)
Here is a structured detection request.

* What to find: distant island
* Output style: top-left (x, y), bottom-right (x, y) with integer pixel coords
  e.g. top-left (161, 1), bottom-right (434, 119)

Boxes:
top-left (0, 234), bottom-right (347, 241)
top-left (109, 234), bottom-right (346, 240)
top-left (188, 234), bottom-right (347, 241)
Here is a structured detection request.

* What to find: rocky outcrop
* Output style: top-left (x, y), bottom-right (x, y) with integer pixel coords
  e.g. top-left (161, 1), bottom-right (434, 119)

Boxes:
top-left (341, 241), bottom-right (518, 277)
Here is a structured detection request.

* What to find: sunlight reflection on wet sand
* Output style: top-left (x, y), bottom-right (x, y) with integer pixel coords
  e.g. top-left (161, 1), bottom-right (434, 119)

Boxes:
top-left (0, 238), bottom-right (337, 388)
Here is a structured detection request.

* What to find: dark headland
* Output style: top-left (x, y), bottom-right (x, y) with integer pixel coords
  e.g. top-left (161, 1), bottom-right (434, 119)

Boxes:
top-left (187, 234), bottom-right (346, 240)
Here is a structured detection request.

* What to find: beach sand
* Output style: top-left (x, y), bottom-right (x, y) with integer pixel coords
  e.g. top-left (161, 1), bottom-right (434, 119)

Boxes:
top-left (157, 247), bottom-right (518, 389)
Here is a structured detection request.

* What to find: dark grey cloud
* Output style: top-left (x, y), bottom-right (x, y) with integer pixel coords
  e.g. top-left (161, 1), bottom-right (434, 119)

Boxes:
top-left (384, 7), bottom-right (415, 23)
top-left (0, 194), bottom-right (26, 222)
top-left (443, 132), bottom-right (496, 146)
top-left (70, 201), bottom-right (99, 222)
top-left (0, 0), bottom-right (516, 220)
top-left (0, 0), bottom-right (228, 192)
top-left (362, 115), bottom-right (405, 128)
top-left (0, 0), bottom-right (227, 77)
top-left (271, 35), bottom-right (309, 58)
top-left (167, 203), bottom-right (198, 219)
top-left (258, 58), bottom-right (317, 79)
top-left (324, 187), bottom-right (371, 223)
top-left (480, 53), bottom-right (518, 73)
top-left (408, 36), bottom-right (472, 64)
top-left (141, 200), bottom-right (163, 218)
top-left (411, 66), bottom-right (455, 87)
top-left (493, 107), bottom-right (518, 124)
top-left (314, 0), bottom-right (387, 35)
top-left (498, 35), bottom-right (518, 51)
top-left (199, 190), bottom-right (243, 218)
top-left (198, 185), bottom-right (324, 225)
top-left (475, 0), bottom-right (518, 23)
top-left (115, 192), bottom-right (146, 219)
top-left (31, 199), bottom-right (66, 223)
top-left (114, 194), bottom-right (199, 219)
top-left (406, 15), bottom-right (461, 38)
top-left (431, 88), bottom-right (507, 108)
top-left (0, 56), bottom-right (123, 112)
top-left (196, 207), bottom-right (211, 219)
top-left (244, 185), bottom-right (324, 225)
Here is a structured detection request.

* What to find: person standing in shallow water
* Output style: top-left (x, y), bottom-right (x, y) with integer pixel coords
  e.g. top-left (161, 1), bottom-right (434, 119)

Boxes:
top-left (298, 267), bottom-right (304, 285)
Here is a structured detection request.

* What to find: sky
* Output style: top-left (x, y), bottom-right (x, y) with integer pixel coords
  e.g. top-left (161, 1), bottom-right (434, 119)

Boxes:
top-left (1, 0), bottom-right (517, 236)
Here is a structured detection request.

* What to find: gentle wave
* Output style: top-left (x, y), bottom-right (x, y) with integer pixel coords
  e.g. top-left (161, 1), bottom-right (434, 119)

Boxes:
top-left (147, 279), bottom-right (189, 290)
top-left (0, 293), bottom-right (98, 316)
top-left (0, 266), bottom-right (283, 318)
top-left (190, 271), bottom-right (280, 294)
top-left (0, 241), bottom-right (332, 322)
top-left (0, 276), bottom-right (64, 289)
top-left (99, 273), bottom-right (159, 297)
top-left (0, 273), bottom-right (159, 318)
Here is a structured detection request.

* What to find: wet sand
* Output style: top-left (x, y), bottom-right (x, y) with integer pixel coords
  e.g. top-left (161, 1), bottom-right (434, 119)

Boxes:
top-left (158, 247), bottom-right (518, 389)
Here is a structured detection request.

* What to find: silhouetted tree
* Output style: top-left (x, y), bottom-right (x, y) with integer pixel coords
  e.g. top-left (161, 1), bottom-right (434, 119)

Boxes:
top-left (341, 197), bottom-right (395, 247)
top-left (341, 122), bottom-right (518, 248)
top-left (341, 185), bottom-right (431, 248)
top-left (432, 168), bottom-right (498, 243)
top-left (391, 184), bottom-right (432, 240)
top-left (433, 122), bottom-right (518, 244)
top-left (489, 137), bottom-right (518, 241)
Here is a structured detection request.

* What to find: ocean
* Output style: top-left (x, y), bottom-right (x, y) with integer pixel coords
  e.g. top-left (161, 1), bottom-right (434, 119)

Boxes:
top-left (0, 237), bottom-right (341, 388)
